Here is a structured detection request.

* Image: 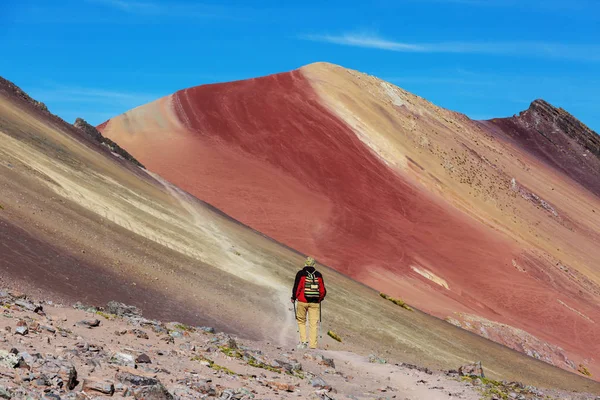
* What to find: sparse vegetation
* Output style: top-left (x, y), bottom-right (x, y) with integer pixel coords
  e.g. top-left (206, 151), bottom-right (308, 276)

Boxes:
top-left (0, 204), bottom-right (4, 210)
top-left (380, 292), bottom-right (413, 311)
top-left (95, 310), bottom-right (116, 320)
top-left (460, 375), bottom-right (551, 400)
top-left (327, 330), bottom-right (342, 342)
top-left (174, 323), bottom-right (195, 332)
top-left (220, 346), bottom-right (282, 374)
top-left (578, 364), bottom-right (592, 377)
top-left (191, 355), bottom-right (236, 375)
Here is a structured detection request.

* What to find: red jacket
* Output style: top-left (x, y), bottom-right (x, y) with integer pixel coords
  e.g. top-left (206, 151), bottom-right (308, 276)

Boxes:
top-left (292, 266), bottom-right (326, 303)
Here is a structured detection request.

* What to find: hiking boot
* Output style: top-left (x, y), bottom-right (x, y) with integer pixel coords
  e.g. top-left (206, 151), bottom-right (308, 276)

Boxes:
top-left (296, 342), bottom-right (308, 350)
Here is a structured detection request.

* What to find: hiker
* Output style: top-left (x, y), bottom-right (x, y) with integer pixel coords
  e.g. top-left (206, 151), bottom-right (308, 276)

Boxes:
top-left (291, 256), bottom-right (326, 349)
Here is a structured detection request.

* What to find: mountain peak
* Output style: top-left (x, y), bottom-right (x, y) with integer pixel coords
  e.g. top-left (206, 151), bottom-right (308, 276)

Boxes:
top-left (519, 98), bottom-right (599, 159)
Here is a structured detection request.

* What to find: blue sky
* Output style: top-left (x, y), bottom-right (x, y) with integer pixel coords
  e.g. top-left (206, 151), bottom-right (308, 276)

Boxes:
top-left (1, 0), bottom-right (599, 131)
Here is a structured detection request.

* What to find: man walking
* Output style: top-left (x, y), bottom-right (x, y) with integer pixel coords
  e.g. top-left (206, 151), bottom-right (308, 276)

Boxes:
top-left (291, 257), bottom-right (327, 349)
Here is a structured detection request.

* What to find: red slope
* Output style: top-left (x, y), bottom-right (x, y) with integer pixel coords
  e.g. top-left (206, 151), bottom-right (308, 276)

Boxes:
top-left (101, 70), bottom-right (600, 370)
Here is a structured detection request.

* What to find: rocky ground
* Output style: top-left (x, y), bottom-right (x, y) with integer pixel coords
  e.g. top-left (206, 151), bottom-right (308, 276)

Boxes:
top-left (0, 290), bottom-right (598, 400)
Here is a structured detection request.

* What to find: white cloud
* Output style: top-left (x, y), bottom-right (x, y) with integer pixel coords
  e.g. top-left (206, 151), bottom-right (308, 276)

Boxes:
top-left (413, 0), bottom-right (596, 11)
top-left (86, 0), bottom-right (247, 19)
top-left (300, 32), bottom-right (600, 61)
top-left (29, 84), bottom-right (159, 107)
top-left (89, 0), bottom-right (160, 13)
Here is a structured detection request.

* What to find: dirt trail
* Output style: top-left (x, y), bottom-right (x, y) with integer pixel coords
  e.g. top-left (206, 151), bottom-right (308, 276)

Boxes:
top-left (150, 172), bottom-right (297, 346)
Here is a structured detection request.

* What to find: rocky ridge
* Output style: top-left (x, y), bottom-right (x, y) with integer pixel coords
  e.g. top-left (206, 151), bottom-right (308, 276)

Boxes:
top-left (523, 100), bottom-right (600, 160)
top-left (0, 77), bottom-right (49, 113)
top-left (1, 290), bottom-right (598, 400)
top-left (73, 118), bottom-right (145, 169)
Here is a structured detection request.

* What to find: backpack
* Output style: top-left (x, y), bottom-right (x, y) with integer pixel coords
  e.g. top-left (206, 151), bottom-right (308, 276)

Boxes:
top-left (304, 271), bottom-right (321, 301)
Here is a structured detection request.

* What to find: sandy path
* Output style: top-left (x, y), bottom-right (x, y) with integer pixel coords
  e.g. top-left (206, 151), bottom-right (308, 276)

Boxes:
top-left (151, 172), bottom-right (297, 346)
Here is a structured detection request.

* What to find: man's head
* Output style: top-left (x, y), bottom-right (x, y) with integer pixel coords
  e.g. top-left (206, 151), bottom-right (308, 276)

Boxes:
top-left (304, 256), bottom-right (316, 267)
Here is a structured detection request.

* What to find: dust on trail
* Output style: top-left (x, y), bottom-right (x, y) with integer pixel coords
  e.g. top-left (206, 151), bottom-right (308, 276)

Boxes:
top-left (150, 171), bottom-right (296, 346)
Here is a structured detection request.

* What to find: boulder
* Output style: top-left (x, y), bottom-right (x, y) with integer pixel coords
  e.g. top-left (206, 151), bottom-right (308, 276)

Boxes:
top-left (136, 354), bottom-right (152, 364)
top-left (459, 361), bottom-right (485, 378)
top-left (116, 371), bottom-right (172, 400)
top-left (77, 319), bottom-right (100, 328)
top-left (133, 384), bottom-right (173, 400)
top-left (106, 301), bottom-right (141, 318)
top-left (38, 358), bottom-right (78, 390)
top-left (109, 352), bottom-right (136, 367)
top-left (310, 376), bottom-right (329, 389)
top-left (0, 386), bottom-right (11, 399)
top-left (14, 326), bottom-right (28, 336)
top-left (0, 350), bottom-right (21, 368)
top-left (116, 371), bottom-right (159, 387)
top-left (82, 378), bottom-right (115, 395)
top-left (14, 300), bottom-right (37, 312)
top-left (274, 359), bottom-right (302, 374)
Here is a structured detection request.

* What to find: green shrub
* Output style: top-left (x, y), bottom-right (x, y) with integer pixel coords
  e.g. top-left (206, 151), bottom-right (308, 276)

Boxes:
top-left (96, 310), bottom-right (116, 320)
top-left (191, 355), bottom-right (236, 375)
top-left (174, 323), bottom-right (195, 332)
top-left (327, 330), bottom-right (342, 342)
top-left (220, 346), bottom-right (282, 373)
top-left (578, 364), bottom-right (592, 377)
top-left (380, 293), bottom-right (413, 311)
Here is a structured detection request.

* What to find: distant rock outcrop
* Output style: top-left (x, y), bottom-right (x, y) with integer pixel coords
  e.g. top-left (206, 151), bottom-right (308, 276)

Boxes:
top-left (73, 118), bottom-right (145, 169)
top-left (487, 99), bottom-right (600, 197)
top-left (0, 76), bottom-right (145, 170)
top-left (525, 99), bottom-right (600, 160)
top-left (0, 76), bottom-right (49, 112)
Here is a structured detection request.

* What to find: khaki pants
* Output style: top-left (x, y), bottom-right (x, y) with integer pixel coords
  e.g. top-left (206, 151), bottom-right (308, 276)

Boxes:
top-left (296, 301), bottom-right (320, 348)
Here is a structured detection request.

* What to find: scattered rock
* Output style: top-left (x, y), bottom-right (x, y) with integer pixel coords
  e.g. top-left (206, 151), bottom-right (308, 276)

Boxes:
top-left (82, 378), bottom-right (115, 395)
top-left (399, 362), bottom-right (432, 375)
top-left (266, 381), bottom-right (296, 392)
top-left (77, 319), bottom-right (101, 328)
top-left (160, 336), bottom-right (175, 345)
top-left (274, 358), bottom-right (302, 374)
top-left (40, 325), bottom-right (56, 333)
top-left (116, 371), bottom-right (172, 399)
top-left (0, 350), bottom-right (21, 368)
top-left (106, 301), bottom-right (142, 318)
top-left (14, 300), bottom-right (43, 314)
top-left (116, 371), bottom-right (159, 387)
top-left (130, 329), bottom-right (149, 339)
top-left (310, 376), bottom-right (329, 389)
top-left (0, 386), bottom-right (10, 399)
top-left (38, 357), bottom-right (78, 390)
top-left (304, 353), bottom-right (335, 368)
top-left (14, 326), bottom-right (28, 336)
top-left (109, 352), bottom-right (136, 367)
top-left (368, 354), bottom-right (387, 364)
top-left (169, 331), bottom-right (183, 339)
top-left (459, 361), bottom-right (484, 378)
top-left (73, 302), bottom-right (98, 313)
top-left (136, 353), bottom-right (152, 364)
